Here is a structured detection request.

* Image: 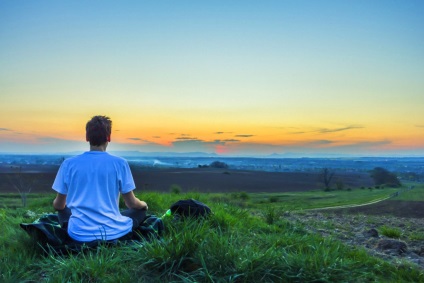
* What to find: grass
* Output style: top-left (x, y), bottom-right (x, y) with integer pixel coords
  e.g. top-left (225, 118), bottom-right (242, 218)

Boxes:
top-left (249, 187), bottom-right (399, 211)
top-left (1, 185), bottom-right (424, 282)
top-left (410, 232), bottom-right (424, 241)
top-left (391, 183), bottom-right (424, 201)
top-left (0, 193), bottom-right (46, 209)
top-left (380, 225), bottom-right (402, 239)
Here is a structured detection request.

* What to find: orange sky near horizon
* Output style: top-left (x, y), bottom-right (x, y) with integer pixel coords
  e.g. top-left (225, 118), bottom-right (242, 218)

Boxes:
top-left (1, 1), bottom-right (423, 156)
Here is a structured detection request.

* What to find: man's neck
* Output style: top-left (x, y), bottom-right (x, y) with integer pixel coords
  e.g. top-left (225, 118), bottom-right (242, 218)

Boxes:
top-left (90, 143), bottom-right (108, 152)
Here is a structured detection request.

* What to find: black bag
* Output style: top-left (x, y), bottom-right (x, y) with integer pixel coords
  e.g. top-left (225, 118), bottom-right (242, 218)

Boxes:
top-left (170, 199), bottom-right (211, 219)
top-left (20, 214), bottom-right (71, 248)
top-left (134, 215), bottom-right (164, 240)
top-left (20, 214), bottom-right (89, 254)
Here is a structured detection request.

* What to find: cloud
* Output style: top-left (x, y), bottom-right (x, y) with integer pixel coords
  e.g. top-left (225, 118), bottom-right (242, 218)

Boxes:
top-left (202, 138), bottom-right (396, 157)
top-left (289, 125), bottom-right (364, 135)
top-left (109, 140), bottom-right (168, 152)
top-left (171, 139), bottom-right (225, 153)
top-left (0, 128), bottom-right (26, 135)
top-left (5, 136), bottom-right (87, 153)
top-left (303, 140), bottom-right (334, 146)
top-left (152, 136), bottom-right (161, 138)
top-left (295, 139), bottom-right (391, 151)
top-left (235, 134), bottom-right (255, 138)
top-left (223, 139), bottom-right (240, 142)
top-left (37, 137), bottom-right (79, 143)
top-left (416, 125), bottom-right (424, 128)
top-left (338, 140), bottom-right (392, 148)
top-left (317, 125), bottom-right (363, 134)
top-left (173, 139), bottom-right (224, 146)
top-left (214, 132), bottom-right (233, 134)
top-left (288, 128), bottom-right (316, 135)
top-left (290, 131), bottom-right (307, 134)
top-left (127, 137), bottom-right (152, 143)
top-left (175, 137), bottom-right (199, 140)
top-left (170, 133), bottom-right (191, 136)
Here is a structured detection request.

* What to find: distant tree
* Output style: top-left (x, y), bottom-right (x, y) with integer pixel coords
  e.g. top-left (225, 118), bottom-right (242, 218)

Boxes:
top-left (399, 172), bottom-right (420, 182)
top-left (319, 168), bottom-right (335, 190)
top-left (209, 161), bottom-right (229, 169)
top-left (8, 166), bottom-right (35, 207)
top-left (198, 164), bottom-right (209, 168)
top-left (369, 167), bottom-right (401, 187)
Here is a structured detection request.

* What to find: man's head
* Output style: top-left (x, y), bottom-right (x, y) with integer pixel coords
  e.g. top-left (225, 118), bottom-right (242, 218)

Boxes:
top-left (86, 115), bottom-right (112, 146)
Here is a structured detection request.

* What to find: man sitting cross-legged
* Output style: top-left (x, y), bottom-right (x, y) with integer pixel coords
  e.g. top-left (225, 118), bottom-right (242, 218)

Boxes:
top-left (52, 115), bottom-right (148, 242)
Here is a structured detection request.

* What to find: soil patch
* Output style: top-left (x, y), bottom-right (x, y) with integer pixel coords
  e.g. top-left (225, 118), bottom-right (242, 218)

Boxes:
top-left (134, 168), bottom-right (324, 193)
top-left (295, 199), bottom-right (424, 270)
top-left (0, 167), bottom-right (373, 194)
top-left (285, 211), bottom-right (424, 271)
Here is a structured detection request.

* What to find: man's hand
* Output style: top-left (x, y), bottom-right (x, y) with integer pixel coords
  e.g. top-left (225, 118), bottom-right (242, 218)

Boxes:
top-left (139, 201), bottom-right (148, 210)
top-left (122, 191), bottom-right (148, 210)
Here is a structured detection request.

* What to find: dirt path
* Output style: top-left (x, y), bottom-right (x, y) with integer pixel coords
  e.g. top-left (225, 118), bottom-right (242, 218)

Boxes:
top-left (307, 195), bottom-right (393, 211)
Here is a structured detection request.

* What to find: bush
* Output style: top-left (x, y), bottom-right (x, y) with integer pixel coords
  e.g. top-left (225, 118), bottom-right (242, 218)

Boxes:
top-left (228, 192), bottom-right (249, 204)
top-left (265, 207), bottom-right (277, 225)
top-left (380, 226), bottom-right (402, 238)
top-left (170, 184), bottom-right (182, 194)
top-left (269, 196), bottom-right (279, 203)
top-left (239, 192), bottom-right (249, 201)
top-left (209, 161), bottom-right (229, 169)
top-left (370, 167), bottom-right (401, 187)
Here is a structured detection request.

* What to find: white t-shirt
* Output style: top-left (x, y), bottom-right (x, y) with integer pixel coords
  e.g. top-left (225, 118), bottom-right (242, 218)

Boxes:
top-left (52, 151), bottom-right (135, 242)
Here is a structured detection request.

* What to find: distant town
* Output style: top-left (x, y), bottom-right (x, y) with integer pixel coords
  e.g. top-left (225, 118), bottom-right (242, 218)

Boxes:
top-left (1, 153), bottom-right (423, 182)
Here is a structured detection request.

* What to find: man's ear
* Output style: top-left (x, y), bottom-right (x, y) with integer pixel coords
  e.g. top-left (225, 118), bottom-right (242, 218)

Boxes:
top-left (107, 135), bottom-right (111, 142)
top-left (86, 134), bottom-right (89, 142)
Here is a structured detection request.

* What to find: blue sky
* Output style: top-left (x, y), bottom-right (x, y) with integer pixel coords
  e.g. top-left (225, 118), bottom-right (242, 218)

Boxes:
top-left (1, 1), bottom-right (423, 156)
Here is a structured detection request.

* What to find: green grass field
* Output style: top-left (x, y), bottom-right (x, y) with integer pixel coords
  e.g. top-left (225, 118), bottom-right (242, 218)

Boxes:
top-left (1, 184), bottom-right (424, 282)
top-left (249, 187), bottom-right (399, 210)
top-left (393, 183), bottom-right (424, 201)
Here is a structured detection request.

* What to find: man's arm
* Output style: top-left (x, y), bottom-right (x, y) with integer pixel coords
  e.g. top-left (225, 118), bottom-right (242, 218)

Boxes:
top-left (53, 193), bottom-right (67, 210)
top-left (122, 191), bottom-right (148, 210)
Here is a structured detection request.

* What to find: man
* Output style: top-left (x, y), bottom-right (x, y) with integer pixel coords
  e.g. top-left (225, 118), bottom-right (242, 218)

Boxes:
top-left (52, 115), bottom-right (148, 242)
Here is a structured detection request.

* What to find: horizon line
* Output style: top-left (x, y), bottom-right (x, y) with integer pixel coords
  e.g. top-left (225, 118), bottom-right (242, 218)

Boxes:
top-left (0, 151), bottom-right (423, 159)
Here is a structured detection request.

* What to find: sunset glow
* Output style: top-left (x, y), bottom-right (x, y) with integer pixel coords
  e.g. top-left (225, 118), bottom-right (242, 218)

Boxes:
top-left (1, 1), bottom-right (423, 156)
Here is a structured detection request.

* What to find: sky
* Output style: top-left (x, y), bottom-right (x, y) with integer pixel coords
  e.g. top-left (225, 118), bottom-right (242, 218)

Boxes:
top-left (1, 1), bottom-right (423, 157)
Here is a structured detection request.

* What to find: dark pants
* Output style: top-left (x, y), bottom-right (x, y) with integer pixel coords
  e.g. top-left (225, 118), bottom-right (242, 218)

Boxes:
top-left (57, 206), bottom-right (147, 230)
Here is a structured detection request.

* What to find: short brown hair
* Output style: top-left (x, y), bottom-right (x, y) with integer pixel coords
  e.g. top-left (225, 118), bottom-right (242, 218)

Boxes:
top-left (86, 115), bottom-right (112, 146)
